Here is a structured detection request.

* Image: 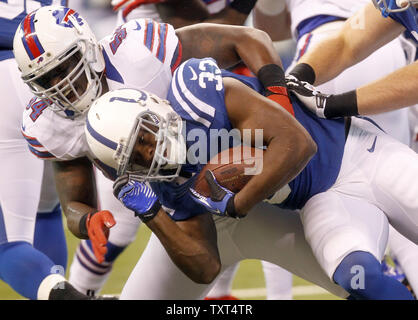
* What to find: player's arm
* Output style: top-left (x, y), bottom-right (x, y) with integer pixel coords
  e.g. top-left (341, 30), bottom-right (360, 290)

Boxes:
top-left (176, 22), bottom-right (284, 73)
top-left (114, 179), bottom-right (221, 283)
top-left (286, 3), bottom-right (412, 119)
top-left (355, 61), bottom-right (418, 115)
top-left (53, 157), bottom-right (97, 238)
top-left (292, 3), bottom-right (405, 85)
top-left (147, 211), bottom-right (220, 284)
top-left (287, 63), bottom-right (418, 119)
top-left (224, 77), bottom-right (317, 216)
top-left (53, 157), bottom-right (115, 263)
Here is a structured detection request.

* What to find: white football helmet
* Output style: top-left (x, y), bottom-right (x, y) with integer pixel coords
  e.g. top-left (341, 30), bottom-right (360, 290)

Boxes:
top-left (85, 88), bottom-right (187, 182)
top-left (372, 0), bottom-right (418, 15)
top-left (13, 5), bottom-right (105, 118)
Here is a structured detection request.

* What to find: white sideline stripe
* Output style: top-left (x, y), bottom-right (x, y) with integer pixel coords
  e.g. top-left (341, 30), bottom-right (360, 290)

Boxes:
top-left (99, 285), bottom-right (330, 300)
top-left (231, 285), bottom-right (330, 298)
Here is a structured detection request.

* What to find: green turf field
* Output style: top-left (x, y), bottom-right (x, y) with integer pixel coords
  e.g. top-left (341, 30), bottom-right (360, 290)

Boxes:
top-left (0, 218), bottom-right (342, 300)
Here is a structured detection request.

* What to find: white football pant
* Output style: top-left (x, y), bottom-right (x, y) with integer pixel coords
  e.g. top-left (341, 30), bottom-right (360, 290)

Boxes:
top-left (120, 202), bottom-right (349, 299)
top-left (0, 58), bottom-right (59, 246)
top-left (302, 117), bottom-right (418, 279)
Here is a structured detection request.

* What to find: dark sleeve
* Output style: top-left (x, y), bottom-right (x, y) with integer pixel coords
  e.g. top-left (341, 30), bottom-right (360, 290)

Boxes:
top-left (229, 0), bottom-right (257, 15)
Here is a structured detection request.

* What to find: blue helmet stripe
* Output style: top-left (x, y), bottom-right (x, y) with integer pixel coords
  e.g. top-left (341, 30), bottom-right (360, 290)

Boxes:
top-left (86, 117), bottom-right (118, 150)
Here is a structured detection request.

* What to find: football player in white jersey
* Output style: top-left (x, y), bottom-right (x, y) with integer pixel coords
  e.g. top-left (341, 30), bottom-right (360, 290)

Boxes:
top-left (0, 0), bottom-right (114, 300)
top-left (13, 5), bottom-right (302, 298)
top-left (383, 99), bottom-right (418, 296)
top-left (254, 0), bottom-right (418, 299)
top-left (255, 0), bottom-right (410, 143)
top-left (286, 1), bottom-right (418, 120)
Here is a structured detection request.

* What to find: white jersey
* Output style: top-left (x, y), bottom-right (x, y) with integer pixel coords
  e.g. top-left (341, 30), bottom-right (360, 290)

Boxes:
top-left (285, 0), bottom-right (369, 39)
top-left (21, 19), bottom-right (180, 163)
top-left (409, 105), bottom-right (418, 152)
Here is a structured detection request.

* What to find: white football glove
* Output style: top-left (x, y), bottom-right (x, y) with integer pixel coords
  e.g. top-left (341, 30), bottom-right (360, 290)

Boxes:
top-left (285, 75), bottom-right (331, 119)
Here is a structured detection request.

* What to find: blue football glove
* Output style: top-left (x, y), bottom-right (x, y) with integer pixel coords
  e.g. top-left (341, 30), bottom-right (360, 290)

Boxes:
top-left (189, 170), bottom-right (240, 219)
top-left (116, 179), bottom-right (161, 223)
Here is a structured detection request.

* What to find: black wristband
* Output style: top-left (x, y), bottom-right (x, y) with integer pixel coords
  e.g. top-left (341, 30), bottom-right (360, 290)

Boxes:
top-left (257, 64), bottom-right (286, 89)
top-left (229, 0), bottom-right (257, 14)
top-left (226, 195), bottom-right (240, 219)
top-left (289, 63), bottom-right (316, 84)
top-left (324, 90), bottom-right (358, 118)
top-left (79, 213), bottom-right (91, 239)
top-left (136, 201), bottom-right (162, 223)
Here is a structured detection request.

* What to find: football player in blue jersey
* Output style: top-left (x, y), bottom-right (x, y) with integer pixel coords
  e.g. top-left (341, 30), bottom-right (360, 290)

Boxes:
top-left (0, 0), bottom-right (115, 300)
top-left (108, 0), bottom-right (293, 301)
top-left (86, 57), bottom-right (418, 299)
top-left (286, 0), bottom-right (418, 120)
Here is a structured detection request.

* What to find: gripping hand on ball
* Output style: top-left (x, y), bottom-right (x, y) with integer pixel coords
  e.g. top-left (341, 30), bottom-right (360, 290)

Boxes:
top-left (190, 170), bottom-right (240, 219)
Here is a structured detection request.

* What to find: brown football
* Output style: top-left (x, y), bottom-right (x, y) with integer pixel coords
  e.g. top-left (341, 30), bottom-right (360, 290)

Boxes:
top-left (194, 145), bottom-right (264, 197)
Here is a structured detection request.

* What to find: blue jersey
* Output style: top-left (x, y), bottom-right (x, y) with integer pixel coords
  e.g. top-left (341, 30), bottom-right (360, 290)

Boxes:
top-left (150, 57), bottom-right (233, 220)
top-left (151, 58), bottom-right (346, 220)
top-left (390, 7), bottom-right (418, 41)
top-left (0, 0), bottom-right (66, 50)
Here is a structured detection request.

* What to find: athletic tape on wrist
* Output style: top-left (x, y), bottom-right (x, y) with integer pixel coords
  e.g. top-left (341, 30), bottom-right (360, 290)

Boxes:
top-left (289, 63), bottom-right (316, 85)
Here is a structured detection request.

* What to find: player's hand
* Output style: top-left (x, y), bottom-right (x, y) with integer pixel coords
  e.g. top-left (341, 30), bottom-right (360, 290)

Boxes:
top-left (285, 75), bottom-right (331, 118)
top-left (112, 0), bottom-right (166, 17)
top-left (189, 170), bottom-right (240, 219)
top-left (85, 210), bottom-right (116, 264)
top-left (116, 180), bottom-right (161, 223)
